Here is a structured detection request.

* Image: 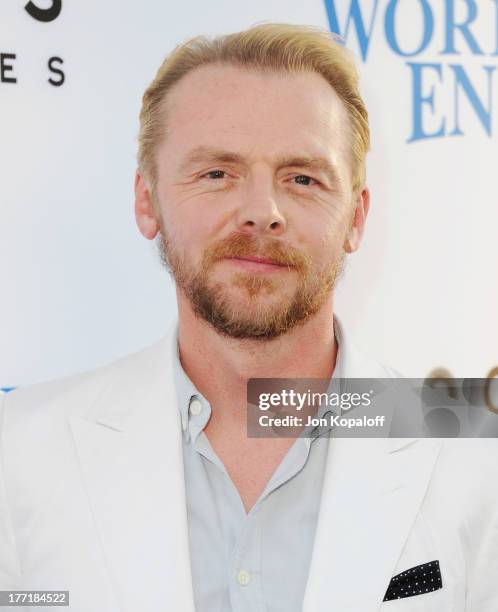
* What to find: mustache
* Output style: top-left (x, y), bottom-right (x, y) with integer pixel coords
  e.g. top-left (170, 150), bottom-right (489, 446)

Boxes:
top-left (203, 233), bottom-right (311, 271)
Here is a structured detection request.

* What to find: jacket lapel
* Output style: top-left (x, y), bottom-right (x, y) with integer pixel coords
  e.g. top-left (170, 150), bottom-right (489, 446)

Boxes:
top-left (303, 436), bottom-right (442, 611)
top-left (68, 324), bottom-right (195, 612)
top-left (304, 321), bottom-right (442, 611)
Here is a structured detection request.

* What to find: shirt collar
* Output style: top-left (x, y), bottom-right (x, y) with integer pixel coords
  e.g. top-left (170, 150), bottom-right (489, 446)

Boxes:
top-left (173, 315), bottom-right (346, 443)
top-left (172, 336), bottom-right (210, 444)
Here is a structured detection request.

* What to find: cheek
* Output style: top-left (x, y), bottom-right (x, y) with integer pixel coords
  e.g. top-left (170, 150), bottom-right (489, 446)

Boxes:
top-left (315, 236), bottom-right (345, 268)
top-left (296, 218), bottom-right (347, 261)
top-left (163, 210), bottom-right (220, 269)
top-left (160, 180), bottom-right (229, 232)
top-left (292, 192), bottom-right (350, 234)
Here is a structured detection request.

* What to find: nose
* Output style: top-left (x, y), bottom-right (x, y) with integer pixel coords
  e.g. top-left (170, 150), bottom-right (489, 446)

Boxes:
top-left (234, 171), bottom-right (287, 236)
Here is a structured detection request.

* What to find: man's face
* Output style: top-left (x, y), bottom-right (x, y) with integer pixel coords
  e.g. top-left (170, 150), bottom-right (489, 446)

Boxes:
top-left (136, 64), bottom-right (368, 340)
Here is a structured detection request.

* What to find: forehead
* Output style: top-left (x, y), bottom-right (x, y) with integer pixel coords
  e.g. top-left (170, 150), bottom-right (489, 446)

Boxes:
top-left (160, 63), bottom-right (351, 166)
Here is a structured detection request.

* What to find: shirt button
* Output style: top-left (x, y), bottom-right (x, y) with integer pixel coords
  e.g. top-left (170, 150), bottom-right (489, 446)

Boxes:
top-left (189, 399), bottom-right (203, 416)
top-left (237, 569), bottom-right (251, 586)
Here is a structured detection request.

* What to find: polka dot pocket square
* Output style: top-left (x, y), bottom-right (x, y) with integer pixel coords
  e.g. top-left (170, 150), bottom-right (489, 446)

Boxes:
top-left (383, 560), bottom-right (442, 602)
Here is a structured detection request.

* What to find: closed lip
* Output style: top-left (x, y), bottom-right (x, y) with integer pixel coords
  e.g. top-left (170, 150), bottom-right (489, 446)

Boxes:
top-left (226, 256), bottom-right (287, 266)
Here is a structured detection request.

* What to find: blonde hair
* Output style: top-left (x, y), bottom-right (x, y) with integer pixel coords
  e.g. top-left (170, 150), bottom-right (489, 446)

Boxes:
top-left (138, 23), bottom-right (370, 194)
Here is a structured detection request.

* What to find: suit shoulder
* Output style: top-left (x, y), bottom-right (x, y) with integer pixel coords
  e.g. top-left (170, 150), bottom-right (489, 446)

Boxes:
top-left (1, 336), bottom-right (169, 430)
top-left (431, 438), bottom-right (498, 519)
top-left (437, 437), bottom-right (498, 478)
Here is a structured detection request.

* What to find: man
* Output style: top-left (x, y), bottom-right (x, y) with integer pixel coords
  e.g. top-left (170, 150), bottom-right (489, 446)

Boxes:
top-left (1, 23), bottom-right (497, 612)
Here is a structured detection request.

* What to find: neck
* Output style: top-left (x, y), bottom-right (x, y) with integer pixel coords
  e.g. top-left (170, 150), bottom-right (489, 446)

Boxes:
top-left (176, 290), bottom-right (338, 429)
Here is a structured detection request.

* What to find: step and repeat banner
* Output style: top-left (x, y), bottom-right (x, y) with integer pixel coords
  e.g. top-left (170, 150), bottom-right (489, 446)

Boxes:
top-left (1, 0), bottom-right (497, 390)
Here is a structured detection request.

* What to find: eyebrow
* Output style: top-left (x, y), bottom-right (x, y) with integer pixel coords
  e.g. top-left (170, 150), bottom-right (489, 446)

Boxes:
top-left (177, 146), bottom-right (341, 185)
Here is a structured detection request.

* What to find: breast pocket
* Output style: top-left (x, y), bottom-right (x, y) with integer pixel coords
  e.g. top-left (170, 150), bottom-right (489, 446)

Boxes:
top-left (380, 560), bottom-right (451, 611)
top-left (380, 586), bottom-right (450, 611)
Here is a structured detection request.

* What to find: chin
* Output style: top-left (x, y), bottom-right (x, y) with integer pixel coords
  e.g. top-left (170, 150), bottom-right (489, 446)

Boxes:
top-left (227, 286), bottom-right (292, 307)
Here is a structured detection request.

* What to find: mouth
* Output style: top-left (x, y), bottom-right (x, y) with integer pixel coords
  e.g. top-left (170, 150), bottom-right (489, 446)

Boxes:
top-left (223, 256), bottom-right (292, 272)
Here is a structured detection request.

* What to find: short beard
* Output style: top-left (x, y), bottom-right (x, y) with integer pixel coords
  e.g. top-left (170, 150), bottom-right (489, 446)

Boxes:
top-left (157, 227), bottom-right (345, 341)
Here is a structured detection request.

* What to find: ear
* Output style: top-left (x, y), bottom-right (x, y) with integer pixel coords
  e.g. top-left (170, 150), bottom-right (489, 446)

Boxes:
top-left (343, 187), bottom-right (370, 253)
top-left (134, 170), bottom-right (159, 240)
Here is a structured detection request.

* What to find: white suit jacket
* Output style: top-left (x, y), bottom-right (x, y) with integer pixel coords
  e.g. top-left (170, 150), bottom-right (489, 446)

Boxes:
top-left (1, 320), bottom-right (497, 612)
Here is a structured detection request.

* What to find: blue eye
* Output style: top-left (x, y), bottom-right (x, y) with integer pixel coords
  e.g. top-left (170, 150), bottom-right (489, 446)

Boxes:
top-left (203, 170), bottom-right (226, 179)
top-left (293, 175), bottom-right (317, 186)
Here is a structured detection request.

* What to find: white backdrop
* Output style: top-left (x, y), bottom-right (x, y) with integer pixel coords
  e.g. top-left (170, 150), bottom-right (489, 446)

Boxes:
top-left (1, 0), bottom-right (497, 389)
